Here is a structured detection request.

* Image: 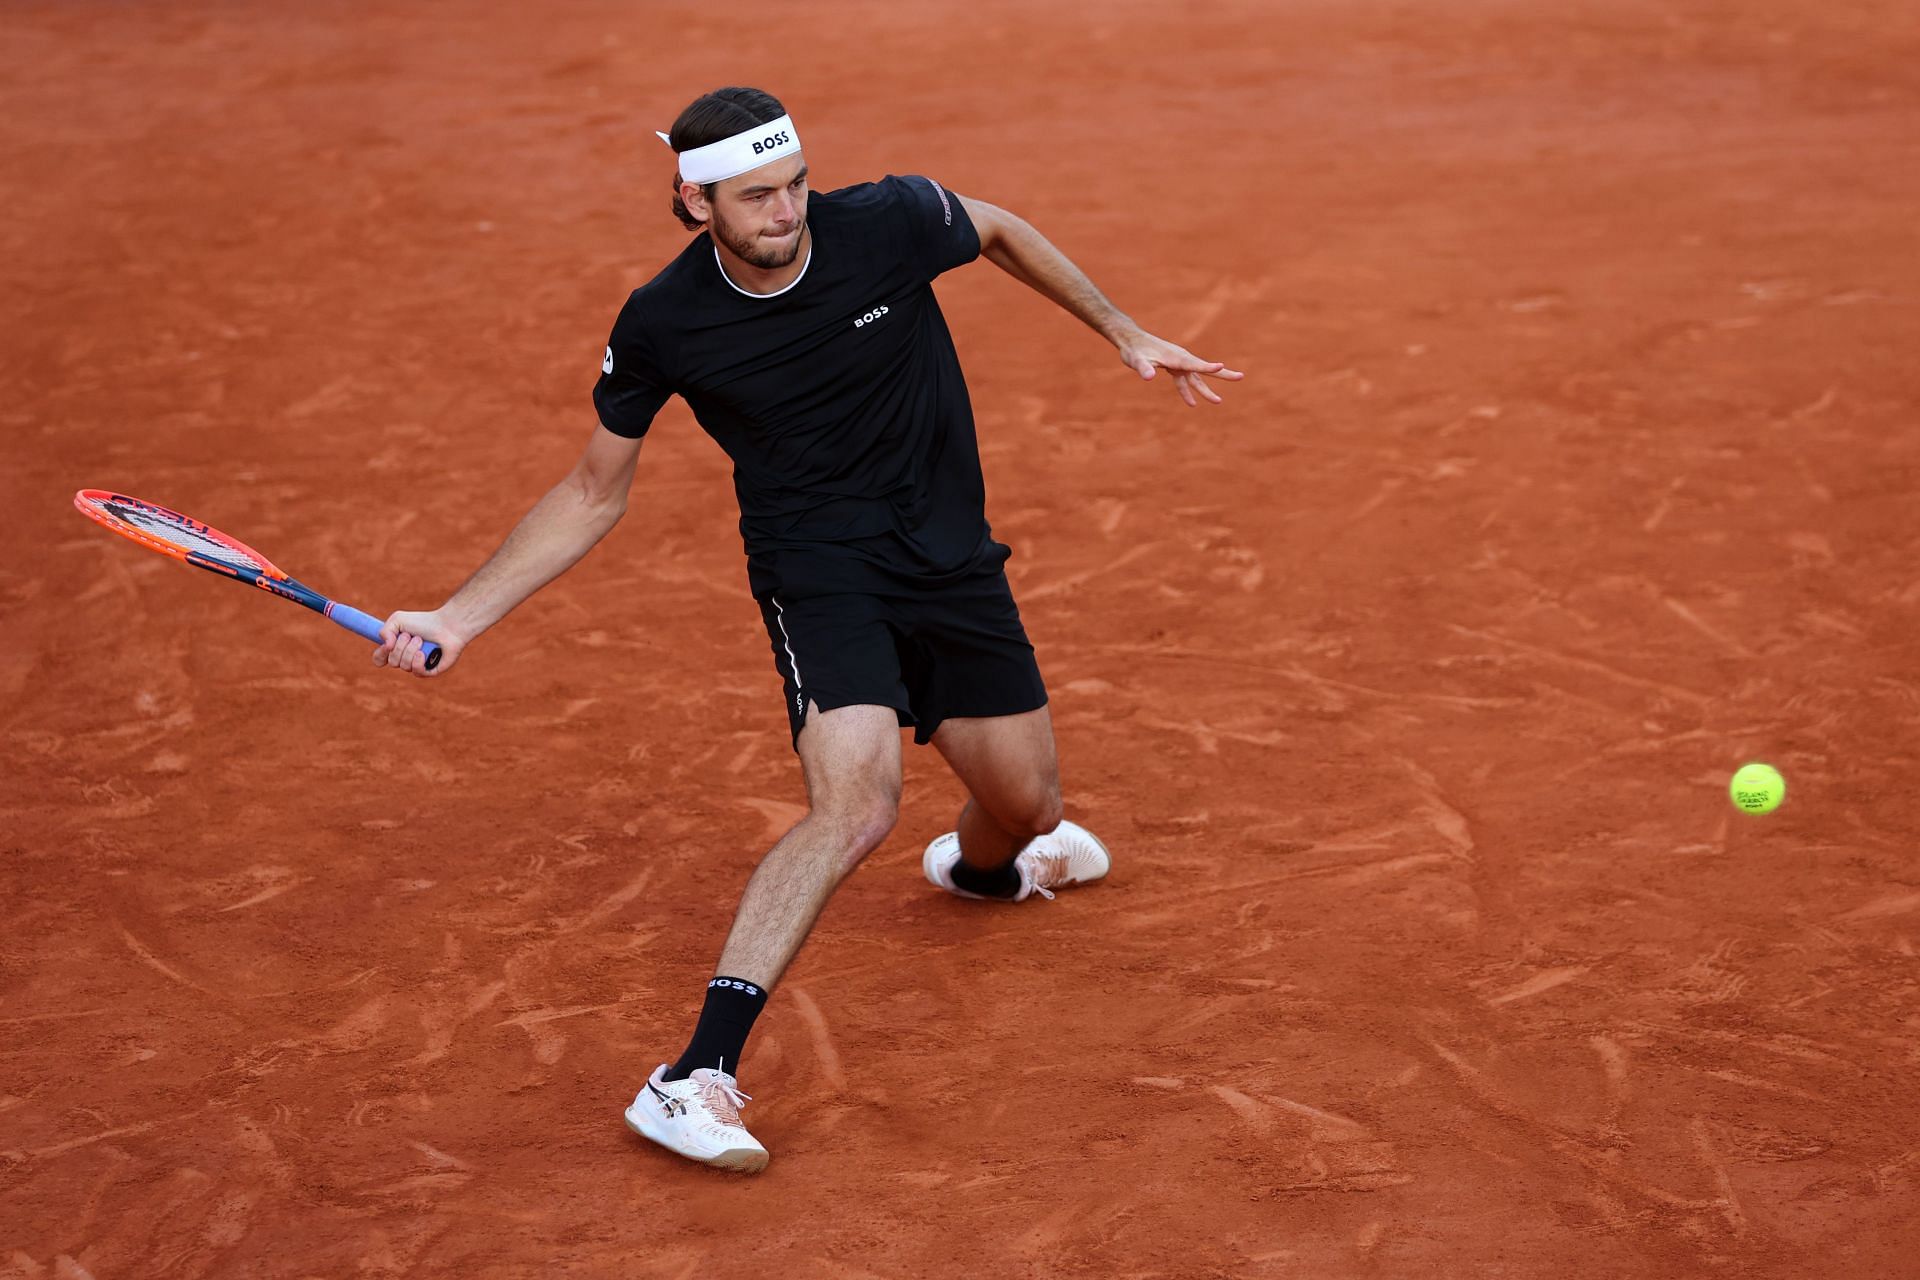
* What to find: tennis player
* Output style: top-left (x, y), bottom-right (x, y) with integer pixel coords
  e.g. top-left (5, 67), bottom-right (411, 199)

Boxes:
top-left (375, 87), bottom-right (1241, 1173)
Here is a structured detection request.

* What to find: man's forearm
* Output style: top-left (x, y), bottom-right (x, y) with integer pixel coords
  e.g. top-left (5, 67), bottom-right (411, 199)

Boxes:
top-left (441, 477), bottom-right (625, 641)
top-left (980, 212), bottom-right (1139, 345)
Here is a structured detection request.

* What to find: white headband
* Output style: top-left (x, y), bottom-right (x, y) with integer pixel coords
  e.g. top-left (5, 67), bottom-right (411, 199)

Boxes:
top-left (656, 114), bottom-right (802, 185)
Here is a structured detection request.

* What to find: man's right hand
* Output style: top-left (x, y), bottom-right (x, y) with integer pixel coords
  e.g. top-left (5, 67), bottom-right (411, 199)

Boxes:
top-left (376, 610), bottom-right (465, 677)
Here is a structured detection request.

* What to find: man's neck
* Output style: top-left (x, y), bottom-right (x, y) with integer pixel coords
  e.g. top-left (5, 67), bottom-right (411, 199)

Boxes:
top-left (714, 227), bottom-right (812, 297)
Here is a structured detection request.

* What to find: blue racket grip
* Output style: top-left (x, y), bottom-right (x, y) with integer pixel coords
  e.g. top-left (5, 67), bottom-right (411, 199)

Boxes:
top-left (327, 602), bottom-right (443, 671)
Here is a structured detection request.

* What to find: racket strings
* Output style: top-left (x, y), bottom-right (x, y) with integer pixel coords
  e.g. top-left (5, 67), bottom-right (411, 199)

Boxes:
top-left (88, 497), bottom-right (267, 572)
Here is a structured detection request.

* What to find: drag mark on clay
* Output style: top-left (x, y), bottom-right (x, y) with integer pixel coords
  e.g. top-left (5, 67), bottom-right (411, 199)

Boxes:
top-left (739, 796), bottom-right (807, 844)
top-left (1487, 966), bottom-right (1590, 1006)
top-left (1425, 1039), bottom-right (1732, 1215)
top-left (1701, 1068), bottom-right (1827, 1105)
top-left (1021, 541), bottom-right (1168, 601)
top-left (1589, 1035), bottom-right (1632, 1121)
top-left (408, 979), bottom-right (507, 1065)
top-left (1261, 1094), bottom-right (1371, 1142)
top-left (117, 925), bottom-right (212, 995)
top-left (1211, 1084), bottom-right (1412, 1192)
top-left (1447, 624), bottom-right (1711, 707)
top-left (1689, 1117), bottom-right (1748, 1235)
top-left (1136, 714), bottom-right (1287, 755)
top-left (7, 1257), bottom-right (99, 1280)
top-left (1840, 890), bottom-right (1920, 921)
top-left (560, 871), bottom-right (656, 932)
top-left (1017, 1199), bottom-right (1131, 1254)
top-left (1642, 478), bottom-right (1684, 532)
top-left (1210, 1084), bottom-right (1275, 1135)
top-left (1178, 276), bottom-right (1264, 343)
top-left (408, 1141), bottom-right (473, 1171)
top-left (785, 987), bottom-right (847, 1090)
top-left (19, 1111), bottom-right (194, 1160)
top-left (1660, 596), bottom-right (1754, 659)
top-left (217, 870), bottom-right (308, 913)
top-left (494, 1002), bottom-right (621, 1028)
top-left (305, 996), bottom-right (393, 1055)
top-left (0, 1008), bottom-right (108, 1027)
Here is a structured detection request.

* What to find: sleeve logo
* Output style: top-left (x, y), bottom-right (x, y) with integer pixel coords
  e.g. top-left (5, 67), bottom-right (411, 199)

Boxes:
top-left (602, 345), bottom-right (614, 374)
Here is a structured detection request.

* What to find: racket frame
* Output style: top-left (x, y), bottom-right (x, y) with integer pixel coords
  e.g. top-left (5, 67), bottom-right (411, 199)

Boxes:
top-left (74, 490), bottom-right (441, 670)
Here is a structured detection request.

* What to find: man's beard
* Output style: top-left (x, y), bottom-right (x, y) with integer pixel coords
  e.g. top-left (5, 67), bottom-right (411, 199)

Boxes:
top-left (712, 211), bottom-right (807, 270)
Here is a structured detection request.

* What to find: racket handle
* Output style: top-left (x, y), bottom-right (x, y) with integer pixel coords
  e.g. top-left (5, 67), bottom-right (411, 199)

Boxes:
top-left (328, 603), bottom-right (444, 671)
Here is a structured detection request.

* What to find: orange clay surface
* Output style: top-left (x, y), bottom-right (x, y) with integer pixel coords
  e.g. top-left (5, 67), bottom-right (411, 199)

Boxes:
top-left (5, 1), bottom-right (1920, 1276)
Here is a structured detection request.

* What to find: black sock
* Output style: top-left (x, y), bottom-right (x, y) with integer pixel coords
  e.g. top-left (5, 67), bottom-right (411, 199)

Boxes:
top-left (662, 977), bottom-right (769, 1082)
top-left (950, 853), bottom-right (1022, 899)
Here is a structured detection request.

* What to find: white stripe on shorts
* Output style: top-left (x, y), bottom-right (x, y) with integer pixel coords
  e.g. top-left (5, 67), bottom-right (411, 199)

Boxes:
top-left (771, 596), bottom-right (803, 693)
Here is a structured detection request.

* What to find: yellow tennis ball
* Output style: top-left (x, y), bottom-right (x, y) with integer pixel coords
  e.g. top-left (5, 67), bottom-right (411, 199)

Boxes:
top-left (1729, 762), bottom-right (1785, 815)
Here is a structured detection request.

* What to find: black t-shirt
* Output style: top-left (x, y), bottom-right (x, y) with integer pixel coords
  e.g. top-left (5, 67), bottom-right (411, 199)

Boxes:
top-left (594, 174), bottom-right (1005, 599)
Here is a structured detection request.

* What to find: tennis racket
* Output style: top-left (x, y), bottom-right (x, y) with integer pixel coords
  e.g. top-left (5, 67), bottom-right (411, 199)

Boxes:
top-left (74, 489), bottom-right (442, 671)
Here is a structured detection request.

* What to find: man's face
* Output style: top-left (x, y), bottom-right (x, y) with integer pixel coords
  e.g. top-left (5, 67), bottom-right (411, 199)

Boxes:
top-left (693, 154), bottom-right (809, 270)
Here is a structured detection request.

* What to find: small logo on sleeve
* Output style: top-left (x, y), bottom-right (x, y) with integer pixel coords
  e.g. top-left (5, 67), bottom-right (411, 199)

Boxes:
top-left (602, 346), bottom-right (614, 374)
top-left (926, 177), bottom-right (953, 226)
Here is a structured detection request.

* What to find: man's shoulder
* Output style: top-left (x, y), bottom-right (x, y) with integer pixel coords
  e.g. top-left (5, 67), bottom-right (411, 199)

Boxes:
top-left (813, 175), bottom-right (930, 222)
top-left (632, 234), bottom-right (712, 303)
top-left (610, 235), bottom-right (713, 338)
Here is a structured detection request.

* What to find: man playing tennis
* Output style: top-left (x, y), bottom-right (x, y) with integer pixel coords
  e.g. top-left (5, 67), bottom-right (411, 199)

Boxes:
top-left (375, 87), bottom-right (1241, 1173)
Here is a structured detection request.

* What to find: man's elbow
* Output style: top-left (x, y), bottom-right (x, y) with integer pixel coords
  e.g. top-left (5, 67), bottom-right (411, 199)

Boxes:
top-left (959, 194), bottom-right (1015, 252)
top-left (564, 469), bottom-right (630, 525)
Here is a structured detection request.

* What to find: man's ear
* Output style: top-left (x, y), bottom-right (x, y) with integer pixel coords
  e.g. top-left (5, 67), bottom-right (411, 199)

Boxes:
top-left (679, 181), bottom-right (711, 224)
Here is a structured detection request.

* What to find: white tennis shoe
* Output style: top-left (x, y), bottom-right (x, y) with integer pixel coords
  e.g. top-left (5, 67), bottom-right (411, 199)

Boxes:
top-left (624, 1064), bottom-right (769, 1173)
top-left (923, 819), bottom-right (1111, 901)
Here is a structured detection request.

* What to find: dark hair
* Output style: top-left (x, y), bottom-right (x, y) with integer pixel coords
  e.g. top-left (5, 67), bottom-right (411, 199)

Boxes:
top-left (667, 87), bottom-right (787, 230)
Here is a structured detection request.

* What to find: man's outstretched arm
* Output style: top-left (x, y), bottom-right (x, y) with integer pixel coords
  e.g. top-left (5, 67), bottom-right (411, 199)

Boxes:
top-left (374, 425), bottom-right (644, 676)
top-left (956, 193), bottom-right (1244, 407)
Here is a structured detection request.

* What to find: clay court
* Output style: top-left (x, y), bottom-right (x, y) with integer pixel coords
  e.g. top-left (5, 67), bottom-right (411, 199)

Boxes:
top-left (5, 0), bottom-right (1919, 1275)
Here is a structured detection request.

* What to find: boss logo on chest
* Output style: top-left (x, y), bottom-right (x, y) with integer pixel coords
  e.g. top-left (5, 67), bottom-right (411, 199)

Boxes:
top-left (854, 305), bottom-right (890, 329)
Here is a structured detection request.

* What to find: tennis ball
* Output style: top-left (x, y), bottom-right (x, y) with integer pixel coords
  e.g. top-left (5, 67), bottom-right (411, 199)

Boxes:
top-left (1729, 762), bottom-right (1785, 815)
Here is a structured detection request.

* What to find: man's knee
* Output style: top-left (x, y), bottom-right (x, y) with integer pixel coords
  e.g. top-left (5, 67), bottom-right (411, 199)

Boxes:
top-left (812, 790), bottom-right (899, 874)
top-left (993, 780), bottom-right (1063, 842)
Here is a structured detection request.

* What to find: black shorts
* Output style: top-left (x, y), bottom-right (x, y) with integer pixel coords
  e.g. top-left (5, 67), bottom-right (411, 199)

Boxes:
top-left (756, 571), bottom-right (1048, 749)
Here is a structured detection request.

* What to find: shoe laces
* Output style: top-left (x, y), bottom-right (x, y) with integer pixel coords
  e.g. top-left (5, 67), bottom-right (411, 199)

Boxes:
top-left (697, 1072), bottom-right (752, 1127)
top-left (1021, 847), bottom-right (1071, 900)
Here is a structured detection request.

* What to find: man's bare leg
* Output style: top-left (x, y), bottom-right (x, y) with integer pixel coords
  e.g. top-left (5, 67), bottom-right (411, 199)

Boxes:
top-left (659, 701), bottom-right (899, 1084)
top-left (626, 703), bottom-right (903, 1171)
top-left (924, 705), bottom-right (1108, 903)
top-left (713, 701), bottom-right (903, 987)
top-left (932, 705), bottom-right (1063, 869)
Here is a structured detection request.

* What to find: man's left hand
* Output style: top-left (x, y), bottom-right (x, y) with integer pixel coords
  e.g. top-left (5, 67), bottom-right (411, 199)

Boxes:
top-left (1115, 330), bottom-right (1245, 407)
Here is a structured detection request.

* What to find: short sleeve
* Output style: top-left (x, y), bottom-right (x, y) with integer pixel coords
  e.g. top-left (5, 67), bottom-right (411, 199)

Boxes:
top-left (890, 175), bottom-right (981, 282)
top-left (592, 298), bottom-right (673, 439)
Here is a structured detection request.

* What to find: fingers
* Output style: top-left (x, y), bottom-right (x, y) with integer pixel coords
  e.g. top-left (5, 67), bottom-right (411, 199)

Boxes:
top-left (373, 629), bottom-right (426, 673)
top-left (396, 632), bottom-right (425, 674)
top-left (1167, 355), bottom-right (1247, 381)
top-left (1126, 343), bottom-right (1241, 404)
